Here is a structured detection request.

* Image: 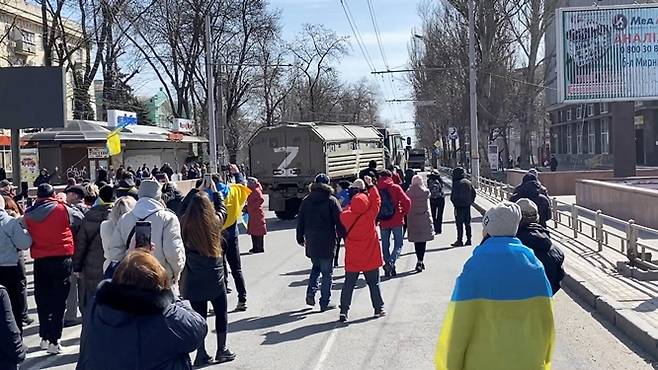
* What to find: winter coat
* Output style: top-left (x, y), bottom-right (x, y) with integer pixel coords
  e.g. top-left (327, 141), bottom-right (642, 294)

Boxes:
top-left (391, 172), bottom-right (402, 185)
top-left (340, 186), bottom-right (383, 273)
top-left (296, 183), bottom-right (346, 259)
top-left (0, 210), bottom-right (31, 267)
top-left (107, 198), bottom-right (186, 284)
top-left (73, 204), bottom-right (111, 279)
top-left (0, 285), bottom-right (25, 370)
top-left (100, 220), bottom-right (116, 272)
top-left (25, 198), bottom-right (82, 260)
top-left (181, 249), bottom-right (225, 302)
top-left (376, 177), bottom-right (411, 229)
top-left (427, 174), bottom-right (445, 199)
top-left (246, 182), bottom-right (267, 236)
top-left (337, 189), bottom-right (351, 207)
top-left (162, 185), bottom-right (184, 216)
top-left (33, 173), bottom-right (51, 187)
top-left (450, 169), bottom-right (476, 209)
top-left (77, 281), bottom-right (207, 370)
top-left (406, 185), bottom-right (435, 243)
top-left (510, 174), bottom-right (552, 225)
top-left (517, 223), bottom-right (565, 295)
top-left (359, 167), bottom-right (379, 181)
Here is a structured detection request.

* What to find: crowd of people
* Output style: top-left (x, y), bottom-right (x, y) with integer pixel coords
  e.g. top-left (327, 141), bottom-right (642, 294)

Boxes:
top-left (0, 155), bottom-right (566, 369)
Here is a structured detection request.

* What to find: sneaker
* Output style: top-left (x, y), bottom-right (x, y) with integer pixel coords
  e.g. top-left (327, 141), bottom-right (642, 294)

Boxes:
top-left (320, 304), bottom-right (336, 312)
top-left (383, 264), bottom-right (391, 278)
top-left (234, 301), bottom-right (247, 312)
top-left (215, 348), bottom-right (236, 364)
top-left (339, 313), bottom-right (348, 322)
top-left (40, 339), bottom-right (49, 350)
top-left (465, 239), bottom-right (472, 246)
top-left (415, 262), bottom-right (423, 273)
top-left (374, 310), bottom-right (387, 318)
top-left (421, 262), bottom-right (426, 271)
top-left (306, 295), bottom-right (315, 307)
top-left (47, 342), bottom-right (63, 355)
top-left (63, 318), bottom-right (81, 327)
top-left (193, 352), bottom-right (213, 366)
top-left (390, 264), bottom-right (397, 277)
top-left (22, 316), bottom-right (34, 326)
top-left (451, 241), bottom-right (463, 247)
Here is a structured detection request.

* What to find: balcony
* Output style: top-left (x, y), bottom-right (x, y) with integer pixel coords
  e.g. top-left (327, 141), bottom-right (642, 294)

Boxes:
top-left (14, 40), bottom-right (36, 56)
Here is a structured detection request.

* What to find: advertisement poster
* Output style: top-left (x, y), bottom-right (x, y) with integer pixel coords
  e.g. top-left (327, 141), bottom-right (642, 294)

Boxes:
top-left (20, 148), bottom-right (38, 186)
top-left (558, 4), bottom-right (658, 102)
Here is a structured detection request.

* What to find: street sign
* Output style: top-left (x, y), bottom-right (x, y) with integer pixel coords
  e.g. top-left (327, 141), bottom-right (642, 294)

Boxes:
top-left (488, 144), bottom-right (498, 170)
top-left (433, 140), bottom-right (441, 148)
top-left (173, 118), bottom-right (194, 133)
top-left (107, 110), bottom-right (137, 128)
top-left (557, 4), bottom-right (658, 103)
top-left (88, 147), bottom-right (109, 159)
top-left (448, 127), bottom-right (458, 140)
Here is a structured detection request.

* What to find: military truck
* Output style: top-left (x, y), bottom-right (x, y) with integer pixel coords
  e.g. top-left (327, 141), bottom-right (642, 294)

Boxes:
top-left (249, 122), bottom-right (384, 219)
top-left (377, 128), bottom-right (407, 170)
top-left (408, 148), bottom-right (427, 170)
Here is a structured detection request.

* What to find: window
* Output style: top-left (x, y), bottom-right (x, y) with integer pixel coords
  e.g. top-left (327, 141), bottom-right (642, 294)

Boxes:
top-left (576, 122), bottom-right (583, 154)
top-left (558, 110), bottom-right (564, 122)
top-left (588, 122), bottom-right (595, 153)
top-left (587, 103), bottom-right (594, 117)
top-left (567, 124), bottom-right (573, 154)
top-left (21, 30), bottom-right (35, 45)
top-left (566, 109), bottom-right (572, 121)
top-left (601, 102), bottom-right (609, 114)
top-left (601, 119), bottom-right (609, 154)
top-left (576, 106), bottom-right (583, 119)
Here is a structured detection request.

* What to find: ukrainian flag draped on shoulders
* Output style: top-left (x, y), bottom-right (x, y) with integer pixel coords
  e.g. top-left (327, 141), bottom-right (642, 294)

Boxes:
top-left (436, 236), bottom-right (555, 370)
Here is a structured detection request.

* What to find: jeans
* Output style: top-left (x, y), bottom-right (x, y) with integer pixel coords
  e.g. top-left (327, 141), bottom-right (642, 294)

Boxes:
top-left (340, 269), bottom-right (384, 314)
top-left (429, 197), bottom-right (445, 233)
top-left (306, 258), bottom-right (333, 307)
top-left (223, 223), bottom-right (246, 302)
top-left (334, 238), bottom-right (342, 266)
top-left (380, 226), bottom-right (404, 266)
top-left (190, 285), bottom-right (228, 354)
top-left (34, 256), bottom-right (72, 344)
top-left (414, 242), bottom-right (427, 262)
top-left (0, 265), bottom-right (24, 332)
top-left (18, 254), bottom-right (28, 321)
top-left (455, 207), bottom-right (472, 242)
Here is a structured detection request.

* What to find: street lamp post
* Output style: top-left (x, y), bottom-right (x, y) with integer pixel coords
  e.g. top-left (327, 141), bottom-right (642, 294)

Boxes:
top-left (468, 0), bottom-right (480, 186)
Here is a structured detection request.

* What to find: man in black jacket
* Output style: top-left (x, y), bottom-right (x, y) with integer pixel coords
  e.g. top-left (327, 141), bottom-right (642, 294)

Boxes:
top-left (359, 160), bottom-right (379, 181)
top-left (510, 172), bottom-right (552, 226)
top-left (515, 198), bottom-right (565, 295)
top-left (450, 167), bottom-right (476, 247)
top-left (297, 173), bottom-right (346, 311)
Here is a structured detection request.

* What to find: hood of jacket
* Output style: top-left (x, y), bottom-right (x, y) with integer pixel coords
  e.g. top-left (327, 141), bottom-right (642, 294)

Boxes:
top-left (349, 192), bottom-right (370, 214)
top-left (25, 198), bottom-right (60, 222)
top-left (517, 223), bottom-right (552, 253)
top-left (407, 183), bottom-right (429, 199)
top-left (452, 167), bottom-right (465, 181)
top-left (516, 178), bottom-right (541, 198)
top-left (132, 197), bottom-right (164, 219)
top-left (307, 183), bottom-right (334, 203)
top-left (377, 176), bottom-right (395, 189)
top-left (85, 203), bottom-right (112, 223)
top-left (95, 280), bottom-right (175, 324)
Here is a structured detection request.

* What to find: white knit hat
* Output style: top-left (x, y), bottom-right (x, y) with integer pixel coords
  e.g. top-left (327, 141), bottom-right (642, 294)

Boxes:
top-left (483, 201), bottom-right (522, 237)
top-left (350, 179), bottom-right (366, 190)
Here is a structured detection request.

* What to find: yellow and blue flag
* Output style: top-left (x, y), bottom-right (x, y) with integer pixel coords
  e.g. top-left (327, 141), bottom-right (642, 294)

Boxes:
top-left (106, 114), bottom-right (137, 156)
top-left (436, 237), bottom-right (554, 370)
top-left (222, 183), bottom-right (251, 230)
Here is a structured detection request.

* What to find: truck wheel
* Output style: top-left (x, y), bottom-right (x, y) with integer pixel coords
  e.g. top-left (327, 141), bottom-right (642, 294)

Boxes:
top-left (275, 198), bottom-right (302, 220)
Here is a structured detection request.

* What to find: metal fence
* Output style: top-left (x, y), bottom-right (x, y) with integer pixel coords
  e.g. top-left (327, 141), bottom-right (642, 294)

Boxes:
top-left (437, 166), bottom-right (658, 269)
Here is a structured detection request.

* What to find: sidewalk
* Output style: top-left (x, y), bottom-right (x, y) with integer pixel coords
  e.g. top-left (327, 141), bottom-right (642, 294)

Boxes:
top-left (473, 191), bottom-right (658, 359)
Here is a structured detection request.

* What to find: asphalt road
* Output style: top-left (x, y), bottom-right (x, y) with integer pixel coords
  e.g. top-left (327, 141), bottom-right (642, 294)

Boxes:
top-left (20, 199), bottom-right (658, 369)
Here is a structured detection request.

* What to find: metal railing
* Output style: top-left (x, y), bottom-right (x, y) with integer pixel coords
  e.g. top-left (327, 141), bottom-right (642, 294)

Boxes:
top-left (438, 166), bottom-right (658, 269)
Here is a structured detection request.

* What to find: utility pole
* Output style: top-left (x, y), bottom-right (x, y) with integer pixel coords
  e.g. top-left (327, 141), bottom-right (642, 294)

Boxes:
top-left (468, 0), bottom-right (480, 186)
top-left (205, 15), bottom-right (218, 173)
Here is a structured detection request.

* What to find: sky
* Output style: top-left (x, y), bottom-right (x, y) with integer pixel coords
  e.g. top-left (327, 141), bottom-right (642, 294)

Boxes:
top-left (270, 0), bottom-right (423, 138)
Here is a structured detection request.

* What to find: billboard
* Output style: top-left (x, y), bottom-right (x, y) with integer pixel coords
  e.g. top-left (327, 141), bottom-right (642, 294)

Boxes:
top-left (557, 4), bottom-right (658, 103)
top-left (0, 67), bottom-right (66, 128)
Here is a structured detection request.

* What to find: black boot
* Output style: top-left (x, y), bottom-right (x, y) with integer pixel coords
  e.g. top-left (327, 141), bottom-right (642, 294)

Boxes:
top-left (215, 333), bottom-right (236, 364)
top-left (194, 345), bottom-right (213, 366)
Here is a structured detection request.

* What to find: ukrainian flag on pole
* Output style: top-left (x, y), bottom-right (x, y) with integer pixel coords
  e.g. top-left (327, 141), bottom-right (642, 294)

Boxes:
top-left (436, 237), bottom-right (555, 370)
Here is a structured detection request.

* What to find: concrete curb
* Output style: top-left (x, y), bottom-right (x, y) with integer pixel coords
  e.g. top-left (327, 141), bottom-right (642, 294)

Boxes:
top-left (470, 195), bottom-right (658, 360)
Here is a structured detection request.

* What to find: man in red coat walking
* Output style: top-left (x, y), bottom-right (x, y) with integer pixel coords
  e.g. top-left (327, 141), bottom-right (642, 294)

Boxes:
top-left (339, 176), bottom-right (385, 323)
top-left (246, 178), bottom-right (267, 254)
top-left (376, 170), bottom-right (411, 277)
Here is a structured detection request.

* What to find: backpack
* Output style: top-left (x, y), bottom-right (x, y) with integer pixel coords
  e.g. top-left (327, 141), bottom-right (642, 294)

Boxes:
top-left (377, 188), bottom-right (396, 221)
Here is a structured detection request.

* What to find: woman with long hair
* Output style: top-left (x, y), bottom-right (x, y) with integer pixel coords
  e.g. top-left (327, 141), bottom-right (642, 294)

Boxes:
top-left (181, 192), bottom-right (236, 365)
top-left (100, 196), bottom-right (136, 274)
top-left (406, 175), bottom-right (434, 272)
top-left (77, 250), bottom-right (207, 369)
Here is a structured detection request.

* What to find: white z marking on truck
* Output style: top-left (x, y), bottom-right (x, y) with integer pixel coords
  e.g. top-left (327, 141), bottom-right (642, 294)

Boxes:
top-left (274, 146), bottom-right (299, 176)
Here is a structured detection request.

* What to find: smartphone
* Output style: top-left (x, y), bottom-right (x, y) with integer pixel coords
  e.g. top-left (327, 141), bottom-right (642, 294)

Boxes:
top-left (134, 221), bottom-right (152, 249)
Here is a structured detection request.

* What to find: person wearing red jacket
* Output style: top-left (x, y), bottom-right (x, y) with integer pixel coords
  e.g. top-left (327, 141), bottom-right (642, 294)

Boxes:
top-left (339, 177), bottom-right (385, 323)
top-left (246, 177), bottom-right (267, 254)
top-left (376, 170), bottom-right (411, 277)
top-left (24, 184), bottom-right (83, 355)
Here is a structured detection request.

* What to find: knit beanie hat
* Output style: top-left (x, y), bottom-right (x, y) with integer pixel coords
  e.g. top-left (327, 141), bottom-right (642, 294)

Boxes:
top-left (516, 198), bottom-right (539, 226)
top-left (138, 180), bottom-right (162, 200)
top-left (483, 201), bottom-right (522, 237)
top-left (99, 185), bottom-right (115, 203)
top-left (350, 179), bottom-right (366, 190)
top-left (314, 173), bottom-right (330, 184)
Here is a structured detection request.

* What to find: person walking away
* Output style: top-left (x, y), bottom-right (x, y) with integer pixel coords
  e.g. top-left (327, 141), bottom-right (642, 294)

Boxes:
top-left (0, 283), bottom-right (26, 370)
top-left (246, 177), bottom-right (267, 254)
top-left (95, 169), bottom-right (109, 188)
top-left (516, 198), bottom-right (565, 295)
top-left (161, 182), bottom-right (184, 215)
top-left (402, 168), bottom-right (415, 191)
top-left (334, 180), bottom-right (352, 267)
top-left (100, 196), bottom-right (136, 275)
top-left (359, 160), bottom-right (379, 180)
top-left (77, 250), bottom-right (207, 370)
top-left (338, 177), bottom-right (386, 322)
top-left (25, 184), bottom-right (83, 354)
top-left (387, 166), bottom-right (402, 185)
top-left (549, 155), bottom-right (558, 172)
top-left (0, 196), bottom-right (32, 332)
top-left (64, 185), bottom-right (88, 327)
top-left (450, 167), bottom-right (476, 247)
top-left (107, 180), bottom-right (186, 290)
top-left (436, 201), bottom-right (554, 370)
top-left (180, 192), bottom-right (236, 366)
top-left (297, 173), bottom-right (345, 311)
top-left (509, 172), bottom-right (552, 226)
top-left (83, 183), bottom-right (99, 208)
top-left (73, 185), bottom-right (113, 317)
top-left (376, 170), bottom-right (411, 277)
top-left (427, 169), bottom-right (445, 234)
top-left (406, 175), bottom-right (434, 272)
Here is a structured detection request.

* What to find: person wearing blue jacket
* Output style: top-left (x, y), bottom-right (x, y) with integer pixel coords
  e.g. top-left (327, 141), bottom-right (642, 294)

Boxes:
top-left (77, 250), bottom-right (207, 370)
top-left (0, 284), bottom-right (26, 370)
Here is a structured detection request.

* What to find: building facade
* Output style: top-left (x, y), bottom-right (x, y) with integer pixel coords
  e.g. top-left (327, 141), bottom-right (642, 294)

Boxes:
top-left (146, 88), bottom-right (173, 129)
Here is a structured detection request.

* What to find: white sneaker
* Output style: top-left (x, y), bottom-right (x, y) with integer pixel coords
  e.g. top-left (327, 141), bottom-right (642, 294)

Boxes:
top-left (40, 339), bottom-right (49, 350)
top-left (47, 342), bottom-right (63, 355)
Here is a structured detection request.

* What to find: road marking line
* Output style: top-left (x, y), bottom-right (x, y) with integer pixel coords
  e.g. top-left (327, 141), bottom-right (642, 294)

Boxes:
top-left (313, 322), bottom-right (339, 370)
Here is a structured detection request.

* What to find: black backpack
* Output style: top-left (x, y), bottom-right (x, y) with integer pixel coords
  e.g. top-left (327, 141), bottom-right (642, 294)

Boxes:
top-left (377, 188), bottom-right (396, 221)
